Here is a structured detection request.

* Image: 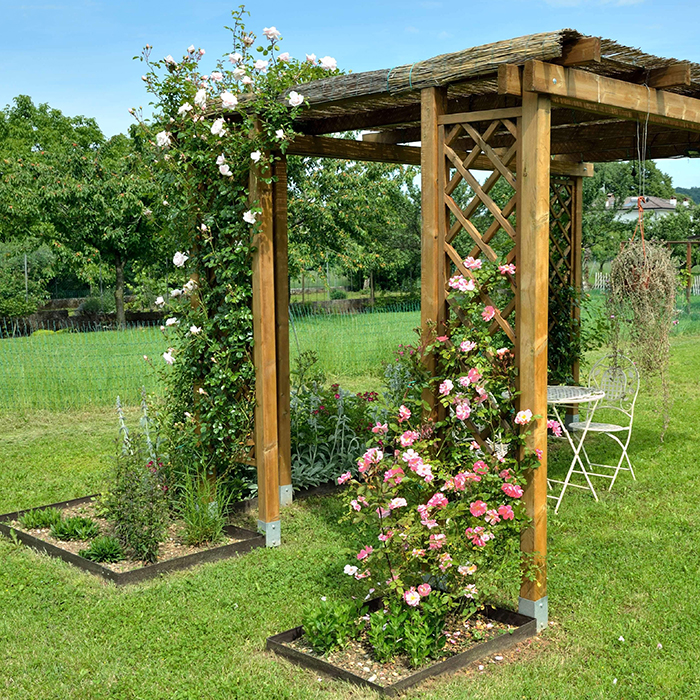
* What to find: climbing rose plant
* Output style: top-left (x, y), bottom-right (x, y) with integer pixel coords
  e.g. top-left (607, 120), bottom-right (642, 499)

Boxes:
top-left (134, 8), bottom-right (339, 492)
top-left (338, 257), bottom-right (541, 624)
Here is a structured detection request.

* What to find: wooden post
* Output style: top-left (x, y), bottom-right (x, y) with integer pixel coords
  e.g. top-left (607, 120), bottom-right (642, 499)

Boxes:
top-left (420, 86), bottom-right (447, 410)
top-left (250, 152), bottom-right (281, 546)
top-left (516, 90), bottom-right (551, 630)
top-left (274, 156), bottom-right (293, 507)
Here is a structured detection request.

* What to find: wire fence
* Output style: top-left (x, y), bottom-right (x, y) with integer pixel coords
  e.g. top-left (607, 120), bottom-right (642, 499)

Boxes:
top-left (0, 302), bottom-right (421, 413)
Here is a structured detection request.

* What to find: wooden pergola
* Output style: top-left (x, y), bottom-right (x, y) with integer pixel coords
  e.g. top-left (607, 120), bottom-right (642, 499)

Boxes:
top-left (247, 30), bottom-right (700, 630)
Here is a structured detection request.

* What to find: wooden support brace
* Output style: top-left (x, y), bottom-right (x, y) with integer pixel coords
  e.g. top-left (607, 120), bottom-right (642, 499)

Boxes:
top-left (516, 91), bottom-right (550, 629)
top-left (250, 150), bottom-right (281, 547)
top-left (645, 63), bottom-right (692, 90)
top-left (553, 37), bottom-right (601, 67)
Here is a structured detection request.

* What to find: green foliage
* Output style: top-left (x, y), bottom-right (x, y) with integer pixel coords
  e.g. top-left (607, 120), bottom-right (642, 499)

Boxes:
top-left (675, 186), bottom-right (700, 205)
top-left (0, 240), bottom-right (56, 318)
top-left (50, 516), bottom-right (100, 541)
top-left (177, 473), bottom-right (231, 546)
top-left (79, 535), bottom-right (124, 563)
top-left (329, 288), bottom-right (347, 300)
top-left (18, 507), bottom-right (62, 530)
top-left (301, 599), bottom-right (365, 655)
top-left (103, 432), bottom-right (168, 563)
top-left (136, 10), bottom-right (343, 489)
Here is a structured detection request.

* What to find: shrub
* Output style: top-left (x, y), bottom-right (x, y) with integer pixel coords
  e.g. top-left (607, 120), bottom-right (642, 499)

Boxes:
top-left (79, 535), bottom-right (124, 563)
top-left (50, 516), bottom-right (100, 541)
top-left (19, 507), bottom-right (62, 530)
top-left (302, 599), bottom-right (365, 655)
top-left (329, 288), bottom-right (347, 300)
top-left (177, 473), bottom-right (231, 546)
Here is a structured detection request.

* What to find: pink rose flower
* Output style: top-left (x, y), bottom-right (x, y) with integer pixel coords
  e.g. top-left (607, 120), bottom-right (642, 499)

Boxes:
top-left (436, 335), bottom-right (449, 342)
top-left (439, 379), bottom-right (454, 396)
top-left (378, 531), bottom-right (393, 542)
top-left (404, 587), bottom-right (421, 606)
top-left (498, 504), bottom-right (515, 520)
top-left (411, 548), bottom-right (426, 557)
top-left (547, 419), bottom-right (563, 437)
top-left (460, 340), bottom-right (477, 353)
top-left (467, 368), bottom-right (482, 383)
top-left (498, 263), bottom-right (516, 275)
top-left (402, 449), bottom-right (422, 468)
top-left (398, 405), bottom-right (411, 423)
top-left (383, 467), bottom-right (405, 485)
top-left (515, 409), bottom-right (533, 425)
top-left (337, 471), bottom-right (352, 485)
top-left (473, 460), bottom-right (489, 475)
top-left (389, 497), bottom-right (407, 510)
top-left (371, 422), bottom-right (389, 434)
top-left (417, 583), bottom-right (432, 597)
top-left (357, 545), bottom-right (373, 561)
top-left (535, 448), bottom-right (544, 460)
top-left (463, 256), bottom-right (482, 270)
top-left (429, 533), bottom-right (446, 549)
top-left (482, 306), bottom-right (496, 322)
top-left (438, 552), bottom-right (453, 571)
top-left (502, 482), bottom-right (524, 498)
top-left (485, 509), bottom-right (501, 525)
top-left (427, 492), bottom-right (449, 509)
top-left (470, 500), bottom-right (487, 517)
top-left (399, 430), bottom-right (420, 447)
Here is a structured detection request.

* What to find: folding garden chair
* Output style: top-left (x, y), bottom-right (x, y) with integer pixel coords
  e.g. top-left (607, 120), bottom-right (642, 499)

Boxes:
top-left (569, 353), bottom-right (640, 492)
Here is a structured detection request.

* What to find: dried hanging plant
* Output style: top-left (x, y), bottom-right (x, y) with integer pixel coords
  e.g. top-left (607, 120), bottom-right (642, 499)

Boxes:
top-left (607, 240), bottom-right (678, 439)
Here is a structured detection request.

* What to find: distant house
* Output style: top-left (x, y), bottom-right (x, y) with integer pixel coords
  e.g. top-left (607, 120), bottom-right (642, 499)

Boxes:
top-left (605, 194), bottom-right (691, 222)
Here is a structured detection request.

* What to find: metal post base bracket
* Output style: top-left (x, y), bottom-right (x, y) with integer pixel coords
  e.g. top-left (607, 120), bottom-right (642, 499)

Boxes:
top-left (279, 484), bottom-right (293, 508)
top-left (519, 596), bottom-right (548, 632)
top-left (257, 519), bottom-right (281, 547)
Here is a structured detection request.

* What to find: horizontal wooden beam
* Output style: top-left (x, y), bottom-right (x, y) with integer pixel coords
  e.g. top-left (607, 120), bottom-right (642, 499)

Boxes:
top-left (363, 127), bottom-right (420, 144)
top-left (289, 133), bottom-right (593, 176)
top-left (523, 60), bottom-right (700, 133)
top-left (553, 37), bottom-right (601, 67)
top-left (438, 107), bottom-right (522, 125)
top-left (295, 104), bottom-right (422, 136)
top-left (498, 64), bottom-right (523, 97)
top-left (646, 63), bottom-right (692, 90)
top-left (287, 135), bottom-right (421, 164)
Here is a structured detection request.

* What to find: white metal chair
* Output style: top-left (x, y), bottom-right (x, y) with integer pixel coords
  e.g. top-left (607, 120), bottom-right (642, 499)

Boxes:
top-left (569, 353), bottom-right (640, 491)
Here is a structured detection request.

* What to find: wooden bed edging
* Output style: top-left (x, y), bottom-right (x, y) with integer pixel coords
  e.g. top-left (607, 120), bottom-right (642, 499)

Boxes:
top-left (0, 495), bottom-right (265, 585)
top-left (266, 605), bottom-right (538, 696)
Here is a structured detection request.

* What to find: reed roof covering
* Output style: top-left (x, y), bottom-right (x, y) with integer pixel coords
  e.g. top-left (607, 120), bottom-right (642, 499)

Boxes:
top-left (286, 29), bottom-right (700, 162)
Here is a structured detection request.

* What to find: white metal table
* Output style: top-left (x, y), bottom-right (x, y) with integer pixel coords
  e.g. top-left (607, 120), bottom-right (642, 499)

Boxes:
top-left (546, 385), bottom-right (605, 514)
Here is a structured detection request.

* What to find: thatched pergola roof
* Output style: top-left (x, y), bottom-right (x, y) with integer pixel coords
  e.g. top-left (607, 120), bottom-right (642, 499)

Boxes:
top-left (286, 30), bottom-right (700, 163)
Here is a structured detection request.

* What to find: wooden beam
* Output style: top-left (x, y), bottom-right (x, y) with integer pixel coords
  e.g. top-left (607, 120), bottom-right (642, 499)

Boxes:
top-left (288, 134), bottom-right (421, 165)
top-left (421, 87), bottom-right (447, 411)
top-left (553, 37), bottom-right (601, 66)
top-left (295, 104), bottom-right (422, 136)
top-left (273, 156), bottom-right (292, 507)
top-left (438, 107), bottom-right (522, 125)
top-left (524, 60), bottom-right (700, 133)
top-left (498, 64), bottom-right (523, 97)
top-left (363, 127), bottom-right (421, 144)
top-left (646, 63), bottom-right (692, 90)
top-left (517, 90), bottom-right (550, 618)
top-left (250, 146), bottom-right (281, 546)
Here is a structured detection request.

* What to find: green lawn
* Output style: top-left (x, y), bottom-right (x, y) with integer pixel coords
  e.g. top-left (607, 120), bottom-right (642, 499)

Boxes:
top-left (1, 337), bottom-right (699, 698)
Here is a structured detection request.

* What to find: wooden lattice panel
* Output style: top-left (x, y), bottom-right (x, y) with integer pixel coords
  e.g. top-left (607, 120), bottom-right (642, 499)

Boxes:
top-left (548, 177), bottom-right (575, 293)
top-left (438, 110), bottom-right (521, 449)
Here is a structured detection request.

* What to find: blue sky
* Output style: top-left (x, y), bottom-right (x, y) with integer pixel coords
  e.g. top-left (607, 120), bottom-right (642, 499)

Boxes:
top-left (4, 0), bottom-right (700, 187)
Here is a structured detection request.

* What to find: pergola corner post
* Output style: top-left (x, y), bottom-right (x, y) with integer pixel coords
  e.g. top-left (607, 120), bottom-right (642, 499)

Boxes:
top-left (420, 86), bottom-right (448, 411)
top-left (250, 153), bottom-right (281, 546)
top-left (516, 90), bottom-right (551, 630)
top-left (273, 155), bottom-right (293, 508)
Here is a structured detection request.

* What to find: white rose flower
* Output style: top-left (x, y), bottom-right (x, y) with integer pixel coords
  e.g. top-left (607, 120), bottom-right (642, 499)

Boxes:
top-left (189, 325), bottom-right (202, 335)
top-left (254, 59), bottom-right (268, 71)
top-left (319, 56), bottom-right (337, 71)
top-left (243, 210), bottom-right (257, 224)
top-left (216, 154), bottom-right (226, 166)
top-left (228, 52), bottom-right (243, 64)
top-left (242, 34), bottom-right (254, 46)
top-left (232, 68), bottom-right (246, 80)
top-left (278, 52), bottom-right (290, 62)
top-left (242, 76), bottom-right (253, 85)
top-left (173, 251), bottom-right (189, 267)
top-left (194, 88), bottom-right (207, 108)
top-left (200, 223), bottom-right (207, 232)
top-left (198, 387), bottom-right (208, 395)
top-left (177, 102), bottom-right (193, 115)
top-left (165, 317), bottom-right (179, 326)
top-left (263, 27), bottom-right (281, 41)
top-left (287, 91), bottom-right (304, 107)
top-left (219, 164), bottom-right (232, 177)
top-left (250, 150), bottom-right (261, 163)
top-left (155, 296), bottom-right (165, 307)
top-left (183, 279), bottom-right (198, 293)
top-left (164, 55), bottom-right (176, 65)
top-left (275, 129), bottom-right (285, 140)
top-left (220, 91), bottom-right (238, 108)
top-left (305, 53), bottom-right (316, 64)
top-left (210, 71), bottom-right (223, 81)
top-left (187, 44), bottom-right (195, 54)
top-left (210, 117), bottom-right (226, 136)
top-left (155, 131), bottom-right (171, 148)
top-left (163, 350), bottom-right (175, 365)
top-left (170, 289), bottom-right (182, 298)
top-left (199, 48), bottom-right (205, 55)
top-left (344, 565), bottom-right (359, 576)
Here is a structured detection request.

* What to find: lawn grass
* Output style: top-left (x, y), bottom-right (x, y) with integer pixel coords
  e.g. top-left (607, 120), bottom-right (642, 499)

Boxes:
top-left (1, 337), bottom-right (700, 698)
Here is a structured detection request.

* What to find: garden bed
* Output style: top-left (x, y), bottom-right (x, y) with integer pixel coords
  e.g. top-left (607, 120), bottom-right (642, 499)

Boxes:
top-left (0, 495), bottom-right (264, 585)
top-left (267, 603), bottom-right (537, 696)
